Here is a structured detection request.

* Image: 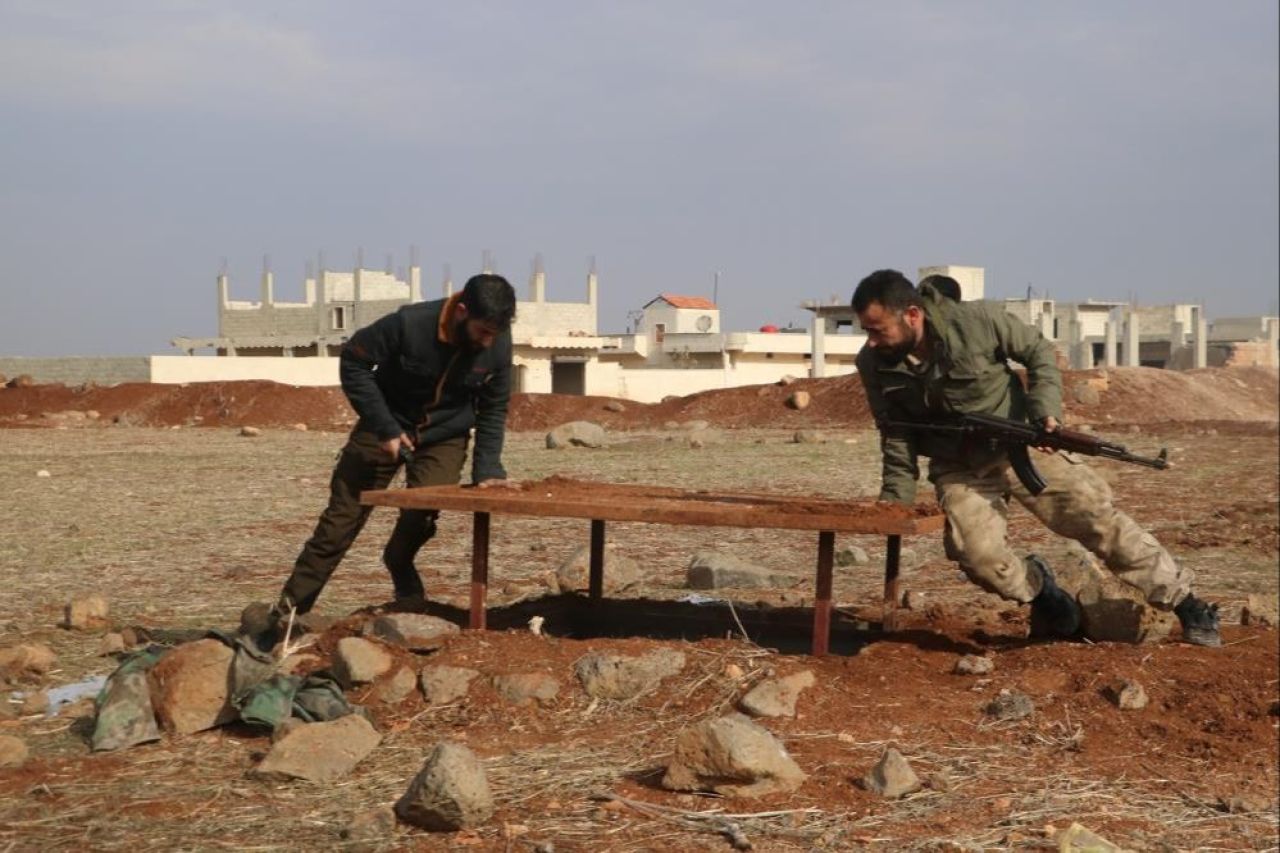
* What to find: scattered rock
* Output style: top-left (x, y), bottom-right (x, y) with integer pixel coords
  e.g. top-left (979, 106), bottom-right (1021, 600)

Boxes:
top-left (251, 714), bottom-right (381, 782)
top-left (574, 650), bottom-right (687, 700)
top-left (835, 545), bottom-right (869, 567)
top-left (1218, 793), bottom-right (1269, 814)
top-left (556, 543), bottom-right (641, 593)
top-left (545, 421), bottom-right (606, 449)
top-left (1070, 382), bottom-right (1101, 406)
top-left (1104, 679), bottom-right (1148, 711)
top-left (785, 390), bottom-right (811, 411)
top-left (396, 741), bottom-right (494, 831)
top-left (98, 633), bottom-right (127, 656)
top-left (777, 375), bottom-right (799, 386)
top-left (926, 770), bottom-right (953, 792)
top-left (791, 429), bottom-right (825, 444)
top-left (953, 655), bottom-right (994, 676)
top-left (493, 673), bottom-right (560, 706)
top-left (1056, 821), bottom-right (1124, 852)
top-left (420, 665), bottom-right (480, 705)
top-left (862, 747), bottom-right (921, 798)
top-left (7, 374), bottom-right (34, 388)
top-left (985, 689), bottom-right (1035, 721)
top-left (291, 422), bottom-right (308, 432)
top-left (1241, 593), bottom-right (1277, 628)
top-left (21, 690), bottom-right (49, 716)
top-left (36, 469), bottom-right (51, 478)
top-left (148, 639), bottom-right (238, 734)
top-left (603, 400), bottom-right (626, 413)
top-left (239, 426), bottom-right (262, 437)
top-left (739, 670), bottom-right (815, 718)
top-left (662, 713), bottom-right (807, 797)
top-left (680, 420), bottom-right (711, 431)
top-left (333, 638), bottom-right (395, 687)
top-left (0, 735), bottom-right (29, 768)
top-left (64, 593), bottom-right (110, 630)
top-left (900, 590), bottom-right (927, 611)
top-left (340, 807), bottom-right (397, 850)
top-left (364, 613), bottom-right (459, 652)
top-left (685, 551), bottom-right (797, 590)
top-left (374, 666), bottom-right (418, 704)
top-left (686, 428), bottom-right (722, 449)
top-left (0, 643), bottom-right (57, 682)
top-left (1057, 552), bottom-right (1176, 644)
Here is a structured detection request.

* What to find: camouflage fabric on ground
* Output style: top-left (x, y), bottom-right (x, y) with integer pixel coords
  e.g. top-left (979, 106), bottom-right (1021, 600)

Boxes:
top-left (91, 646), bottom-right (166, 752)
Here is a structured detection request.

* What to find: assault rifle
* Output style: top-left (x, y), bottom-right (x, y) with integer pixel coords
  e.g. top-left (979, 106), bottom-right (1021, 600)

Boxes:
top-left (885, 412), bottom-right (1169, 496)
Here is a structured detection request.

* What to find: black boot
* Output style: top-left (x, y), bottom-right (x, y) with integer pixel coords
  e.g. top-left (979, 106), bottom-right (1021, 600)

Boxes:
top-left (1174, 595), bottom-right (1221, 647)
top-left (1027, 555), bottom-right (1081, 639)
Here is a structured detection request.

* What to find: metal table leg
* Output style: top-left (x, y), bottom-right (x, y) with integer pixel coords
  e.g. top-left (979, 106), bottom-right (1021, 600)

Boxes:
top-left (812, 531), bottom-right (835, 656)
top-left (588, 519), bottom-right (606, 600)
top-left (470, 511), bottom-right (490, 630)
top-left (883, 534), bottom-right (901, 632)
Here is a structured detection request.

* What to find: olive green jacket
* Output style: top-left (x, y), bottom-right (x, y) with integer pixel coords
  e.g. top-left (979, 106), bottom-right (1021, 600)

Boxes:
top-left (856, 283), bottom-right (1063, 503)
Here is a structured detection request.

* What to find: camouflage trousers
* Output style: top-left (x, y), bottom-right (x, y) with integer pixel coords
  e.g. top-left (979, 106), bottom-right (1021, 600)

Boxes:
top-left (278, 429), bottom-right (468, 615)
top-left (933, 450), bottom-right (1192, 607)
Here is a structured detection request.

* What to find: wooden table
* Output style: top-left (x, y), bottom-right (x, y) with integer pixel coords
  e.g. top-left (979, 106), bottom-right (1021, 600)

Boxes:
top-left (362, 477), bottom-right (944, 655)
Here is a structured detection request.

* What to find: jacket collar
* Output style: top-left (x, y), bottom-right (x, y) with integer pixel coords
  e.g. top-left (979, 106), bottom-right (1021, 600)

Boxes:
top-left (437, 293), bottom-right (463, 345)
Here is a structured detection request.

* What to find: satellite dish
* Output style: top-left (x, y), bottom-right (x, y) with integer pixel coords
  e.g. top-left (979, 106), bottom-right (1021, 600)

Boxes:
top-left (696, 315), bottom-right (713, 332)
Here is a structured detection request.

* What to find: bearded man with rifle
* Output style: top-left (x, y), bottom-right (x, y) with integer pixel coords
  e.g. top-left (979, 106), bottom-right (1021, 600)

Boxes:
top-left (851, 269), bottom-right (1220, 646)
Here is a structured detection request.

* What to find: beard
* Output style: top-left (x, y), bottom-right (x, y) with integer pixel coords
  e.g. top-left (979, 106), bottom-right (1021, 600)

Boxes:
top-left (875, 320), bottom-right (919, 365)
top-left (454, 318), bottom-right (482, 351)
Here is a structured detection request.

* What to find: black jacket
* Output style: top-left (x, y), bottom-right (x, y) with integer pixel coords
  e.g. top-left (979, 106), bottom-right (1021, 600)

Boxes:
top-left (338, 297), bottom-right (512, 482)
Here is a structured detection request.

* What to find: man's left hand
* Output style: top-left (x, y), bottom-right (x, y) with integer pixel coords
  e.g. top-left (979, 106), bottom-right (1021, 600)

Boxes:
top-left (1034, 416), bottom-right (1060, 453)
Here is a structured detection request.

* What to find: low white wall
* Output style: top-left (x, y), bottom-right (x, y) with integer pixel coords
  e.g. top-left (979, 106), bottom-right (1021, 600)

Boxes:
top-left (150, 355), bottom-right (340, 386)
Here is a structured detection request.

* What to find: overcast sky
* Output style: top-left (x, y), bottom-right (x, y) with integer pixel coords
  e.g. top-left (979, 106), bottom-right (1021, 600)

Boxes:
top-left (0, 1), bottom-right (1276, 355)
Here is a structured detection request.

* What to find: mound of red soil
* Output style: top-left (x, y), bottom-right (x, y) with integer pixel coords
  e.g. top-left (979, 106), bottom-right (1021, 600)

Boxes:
top-left (0, 366), bottom-right (1275, 433)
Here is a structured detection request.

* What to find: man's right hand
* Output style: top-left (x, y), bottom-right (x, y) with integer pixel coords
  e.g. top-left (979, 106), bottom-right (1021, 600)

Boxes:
top-left (380, 433), bottom-right (415, 463)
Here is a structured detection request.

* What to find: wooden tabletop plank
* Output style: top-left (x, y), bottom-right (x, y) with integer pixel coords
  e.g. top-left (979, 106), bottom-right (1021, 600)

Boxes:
top-left (361, 477), bottom-right (945, 535)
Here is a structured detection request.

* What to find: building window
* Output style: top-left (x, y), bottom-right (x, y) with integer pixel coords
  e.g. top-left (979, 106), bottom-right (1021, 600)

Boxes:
top-left (332, 307), bottom-right (347, 330)
top-left (655, 323), bottom-right (665, 344)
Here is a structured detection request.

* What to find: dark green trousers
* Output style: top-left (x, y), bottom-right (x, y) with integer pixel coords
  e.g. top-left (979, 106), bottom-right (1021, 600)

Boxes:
top-left (279, 429), bottom-right (468, 614)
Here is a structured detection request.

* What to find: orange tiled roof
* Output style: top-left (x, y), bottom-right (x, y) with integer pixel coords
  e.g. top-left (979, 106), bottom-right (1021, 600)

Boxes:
top-left (653, 293), bottom-right (717, 310)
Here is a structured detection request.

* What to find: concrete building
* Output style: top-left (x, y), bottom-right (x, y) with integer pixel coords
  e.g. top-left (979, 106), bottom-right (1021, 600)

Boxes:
top-left (918, 265), bottom-right (986, 301)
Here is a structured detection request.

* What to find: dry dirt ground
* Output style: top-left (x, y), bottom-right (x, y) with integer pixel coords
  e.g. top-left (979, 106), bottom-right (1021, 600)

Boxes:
top-left (0, 367), bottom-right (1277, 851)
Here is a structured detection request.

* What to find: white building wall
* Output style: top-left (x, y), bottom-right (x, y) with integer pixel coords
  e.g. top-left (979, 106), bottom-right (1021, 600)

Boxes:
top-left (150, 355), bottom-right (340, 385)
top-left (919, 265), bottom-right (985, 300)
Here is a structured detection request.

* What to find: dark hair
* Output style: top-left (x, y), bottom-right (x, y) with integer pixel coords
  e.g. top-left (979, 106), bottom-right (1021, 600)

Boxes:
top-left (920, 274), bottom-right (962, 301)
top-left (460, 274), bottom-right (517, 329)
top-left (852, 269), bottom-right (922, 313)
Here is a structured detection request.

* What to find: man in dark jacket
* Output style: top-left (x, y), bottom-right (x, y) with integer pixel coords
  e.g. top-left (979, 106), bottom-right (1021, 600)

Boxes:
top-left (852, 269), bottom-right (1220, 646)
top-left (253, 274), bottom-right (517, 642)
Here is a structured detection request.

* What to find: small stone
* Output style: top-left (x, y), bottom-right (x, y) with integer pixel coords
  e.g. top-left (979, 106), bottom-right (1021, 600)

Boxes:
top-left (1057, 822), bottom-right (1123, 852)
top-left (0, 643), bottom-right (57, 682)
top-left (862, 747), bottom-right (921, 798)
top-left (334, 638), bottom-right (394, 687)
top-left (36, 470), bottom-right (51, 478)
top-left (739, 670), bottom-right (816, 718)
top-left (953, 655), bottom-right (994, 676)
top-left (792, 430), bottom-right (825, 444)
top-left (723, 664), bottom-right (744, 680)
top-left (1218, 793), bottom-right (1269, 814)
top-left (927, 770), bottom-right (952, 792)
top-left (777, 375), bottom-right (798, 386)
top-left (1104, 679), bottom-right (1148, 710)
top-left (239, 426), bottom-right (262, 437)
top-left (364, 613), bottom-right (459, 652)
top-left (375, 666), bottom-right (418, 704)
top-left (1241, 593), bottom-right (1278, 628)
top-left (0, 735), bottom-right (29, 768)
top-left (603, 401), bottom-right (626, 413)
top-left (340, 807), bottom-right (396, 850)
top-left (785, 390), bottom-right (811, 411)
top-left (251, 715), bottom-right (381, 782)
top-left (98, 633), bottom-right (127, 656)
top-left (662, 713), bottom-right (807, 797)
top-left (985, 689), bottom-right (1035, 721)
top-left (396, 741), bottom-right (494, 831)
top-left (680, 420), bottom-right (710, 431)
top-left (291, 423), bottom-right (308, 432)
top-left (420, 665), bottom-right (480, 705)
top-left (900, 590), bottom-right (927, 611)
top-left (120, 626), bottom-right (150, 648)
top-left (545, 421), bottom-right (606, 449)
top-left (493, 673), bottom-right (560, 706)
top-left (835, 545), bottom-right (869, 567)
top-left (65, 594), bottom-right (110, 630)
top-left (20, 690), bottom-right (49, 716)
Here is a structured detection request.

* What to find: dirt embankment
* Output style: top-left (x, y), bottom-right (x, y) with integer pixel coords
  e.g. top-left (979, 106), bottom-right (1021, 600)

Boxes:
top-left (0, 366), bottom-right (1275, 432)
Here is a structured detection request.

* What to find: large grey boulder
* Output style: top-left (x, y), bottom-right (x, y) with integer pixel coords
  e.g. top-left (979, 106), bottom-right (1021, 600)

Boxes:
top-left (546, 421), bottom-right (606, 449)
top-left (862, 747), bottom-right (921, 798)
top-left (148, 639), bottom-right (237, 734)
top-left (396, 742), bottom-right (494, 831)
top-left (685, 551), bottom-right (797, 590)
top-left (364, 613), bottom-right (459, 652)
top-left (334, 637), bottom-right (395, 687)
top-left (252, 715), bottom-right (381, 782)
top-left (662, 713), bottom-right (807, 797)
top-left (739, 670), bottom-right (815, 718)
top-left (420, 665), bottom-right (480, 705)
top-left (556, 544), bottom-right (641, 593)
top-left (574, 650), bottom-right (687, 700)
